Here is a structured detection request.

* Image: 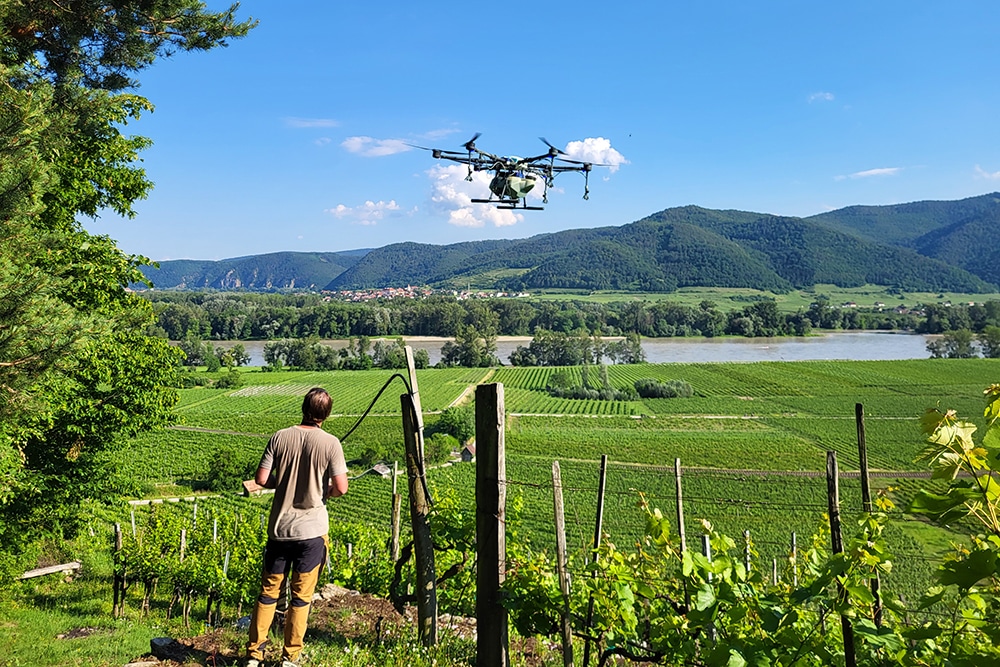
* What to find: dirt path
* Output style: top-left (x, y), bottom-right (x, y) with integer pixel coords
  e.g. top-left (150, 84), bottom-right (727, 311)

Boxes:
top-left (447, 368), bottom-right (496, 408)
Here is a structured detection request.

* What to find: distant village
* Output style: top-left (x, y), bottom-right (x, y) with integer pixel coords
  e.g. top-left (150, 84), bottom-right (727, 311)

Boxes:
top-left (324, 286), bottom-right (532, 302)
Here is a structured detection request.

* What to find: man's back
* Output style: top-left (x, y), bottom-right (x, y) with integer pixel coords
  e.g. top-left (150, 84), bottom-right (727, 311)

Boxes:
top-left (262, 425), bottom-right (346, 541)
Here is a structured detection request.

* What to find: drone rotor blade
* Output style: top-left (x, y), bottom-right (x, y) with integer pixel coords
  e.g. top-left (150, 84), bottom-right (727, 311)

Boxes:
top-left (539, 137), bottom-right (566, 156)
top-left (556, 156), bottom-right (609, 168)
top-left (462, 132), bottom-right (482, 152)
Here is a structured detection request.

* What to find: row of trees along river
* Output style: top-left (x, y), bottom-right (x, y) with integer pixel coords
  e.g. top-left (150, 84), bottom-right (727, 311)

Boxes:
top-left (146, 292), bottom-right (1000, 340)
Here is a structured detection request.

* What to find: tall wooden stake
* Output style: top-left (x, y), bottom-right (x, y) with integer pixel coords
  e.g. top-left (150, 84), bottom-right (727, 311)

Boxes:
top-left (827, 451), bottom-right (857, 667)
top-left (476, 383), bottom-right (508, 667)
top-left (583, 454), bottom-right (609, 667)
top-left (856, 403), bottom-right (883, 626)
top-left (390, 492), bottom-right (402, 564)
top-left (402, 392), bottom-right (437, 646)
top-left (404, 346), bottom-right (425, 460)
top-left (744, 530), bottom-right (751, 573)
top-left (674, 458), bottom-right (687, 553)
top-left (791, 532), bottom-right (798, 587)
top-left (552, 461), bottom-right (574, 667)
top-left (112, 523), bottom-right (125, 618)
top-left (702, 535), bottom-right (717, 641)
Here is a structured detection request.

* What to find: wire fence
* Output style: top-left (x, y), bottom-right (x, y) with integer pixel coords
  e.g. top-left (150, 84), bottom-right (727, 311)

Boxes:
top-left (481, 455), bottom-right (961, 606)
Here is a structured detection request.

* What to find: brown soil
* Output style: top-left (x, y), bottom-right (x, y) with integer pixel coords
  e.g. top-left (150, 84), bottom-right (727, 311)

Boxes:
top-left (124, 585), bottom-right (551, 666)
top-left (56, 626), bottom-right (101, 640)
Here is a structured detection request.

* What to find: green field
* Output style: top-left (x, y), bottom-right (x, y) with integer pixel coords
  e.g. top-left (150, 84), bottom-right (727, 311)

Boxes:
top-left (526, 283), bottom-right (1000, 312)
top-left (114, 358), bottom-right (999, 603)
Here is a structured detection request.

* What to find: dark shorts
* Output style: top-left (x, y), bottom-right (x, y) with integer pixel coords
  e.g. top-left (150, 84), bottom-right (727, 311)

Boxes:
top-left (263, 536), bottom-right (327, 577)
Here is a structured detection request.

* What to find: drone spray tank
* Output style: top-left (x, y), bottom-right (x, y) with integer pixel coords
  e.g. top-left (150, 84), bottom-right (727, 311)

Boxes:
top-left (489, 157), bottom-right (537, 200)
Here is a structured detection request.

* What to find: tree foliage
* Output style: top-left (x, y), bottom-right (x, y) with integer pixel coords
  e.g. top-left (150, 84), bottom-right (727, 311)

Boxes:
top-left (0, 1), bottom-right (253, 575)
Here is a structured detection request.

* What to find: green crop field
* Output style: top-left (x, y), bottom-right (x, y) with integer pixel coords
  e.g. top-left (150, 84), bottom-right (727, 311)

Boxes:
top-left (113, 358), bottom-right (1000, 602)
top-left (526, 284), bottom-right (1000, 313)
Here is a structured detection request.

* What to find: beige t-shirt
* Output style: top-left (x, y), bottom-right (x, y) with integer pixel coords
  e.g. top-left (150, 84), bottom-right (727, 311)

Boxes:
top-left (260, 425), bottom-right (348, 541)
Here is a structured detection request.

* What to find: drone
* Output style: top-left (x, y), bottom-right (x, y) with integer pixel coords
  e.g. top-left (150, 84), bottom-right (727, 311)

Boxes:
top-left (412, 134), bottom-right (604, 210)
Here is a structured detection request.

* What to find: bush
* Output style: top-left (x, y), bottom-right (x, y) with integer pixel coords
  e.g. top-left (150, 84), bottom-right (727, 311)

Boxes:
top-left (425, 432), bottom-right (458, 465)
top-left (634, 378), bottom-right (693, 398)
top-left (432, 405), bottom-right (476, 444)
top-left (204, 445), bottom-right (258, 492)
top-left (175, 372), bottom-right (210, 388)
top-left (214, 369), bottom-right (243, 389)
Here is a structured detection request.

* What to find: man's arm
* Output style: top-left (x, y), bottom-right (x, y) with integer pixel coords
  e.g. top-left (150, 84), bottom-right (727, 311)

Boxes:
top-left (325, 473), bottom-right (348, 499)
top-left (255, 466), bottom-right (276, 489)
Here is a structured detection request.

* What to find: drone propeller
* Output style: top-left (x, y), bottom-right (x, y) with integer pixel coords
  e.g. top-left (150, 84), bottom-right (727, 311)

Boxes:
top-left (556, 156), bottom-right (608, 168)
top-left (462, 132), bottom-right (482, 152)
top-left (539, 137), bottom-right (566, 157)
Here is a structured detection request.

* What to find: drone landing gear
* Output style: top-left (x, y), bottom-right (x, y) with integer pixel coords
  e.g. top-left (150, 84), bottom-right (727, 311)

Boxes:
top-left (472, 198), bottom-right (544, 211)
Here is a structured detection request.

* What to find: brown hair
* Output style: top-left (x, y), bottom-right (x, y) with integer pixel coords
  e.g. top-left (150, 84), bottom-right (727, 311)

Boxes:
top-left (301, 387), bottom-right (332, 424)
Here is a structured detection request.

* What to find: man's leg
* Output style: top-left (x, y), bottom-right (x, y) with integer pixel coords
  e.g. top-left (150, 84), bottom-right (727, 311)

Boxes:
top-left (282, 536), bottom-right (328, 663)
top-left (247, 542), bottom-right (290, 660)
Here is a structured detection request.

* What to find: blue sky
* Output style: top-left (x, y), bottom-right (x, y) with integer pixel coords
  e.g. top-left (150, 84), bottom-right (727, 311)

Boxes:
top-left (85, 1), bottom-right (1000, 261)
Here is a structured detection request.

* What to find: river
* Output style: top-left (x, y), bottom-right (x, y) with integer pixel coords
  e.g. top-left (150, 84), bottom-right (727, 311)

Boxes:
top-left (212, 331), bottom-right (934, 367)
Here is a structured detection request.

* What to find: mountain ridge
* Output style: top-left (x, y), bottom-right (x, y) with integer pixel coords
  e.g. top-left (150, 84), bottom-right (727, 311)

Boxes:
top-left (138, 194), bottom-right (1000, 293)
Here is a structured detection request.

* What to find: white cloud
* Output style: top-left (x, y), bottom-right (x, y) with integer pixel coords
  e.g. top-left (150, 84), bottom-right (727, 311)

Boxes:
top-left (562, 137), bottom-right (628, 173)
top-left (341, 136), bottom-right (411, 157)
top-left (284, 117), bottom-right (340, 128)
top-left (809, 92), bottom-right (835, 103)
top-left (428, 164), bottom-right (522, 228)
top-left (314, 137), bottom-right (332, 146)
top-left (974, 164), bottom-right (1000, 180)
top-left (835, 167), bottom-right (901, 181)
top-left (324, 200), bottom-right (402, 225)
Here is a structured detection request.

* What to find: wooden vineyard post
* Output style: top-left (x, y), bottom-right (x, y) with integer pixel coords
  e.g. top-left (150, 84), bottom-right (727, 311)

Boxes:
top-left (583, 454), bottom-right (609, 667)
top-left (827, 451), bottom-right (857, 667)
top-left (391, 460), bottom-right (401, 563)
top-left (404, 346), bottom-right (426, 460)
top-left (791, 532), bottom-right (798, 587)
top-left (856, 403), bottom-right (883, 626)
top-left (676, 458), bottom-right (691, 616)
top-left (401, 391), bottom-right (437, 646)
top-left (744, 530), bottom-right (751, 573)
top-left (112, 523), bottom-right (125, 618)
top-left (401, 345), bottom-right (437, 645)
top-left (390, 492), bottom-right (402, 564)
top-left (674, 458), bottom-right (687, 553)
top-left (476, 383), bottom-right (508, 667)
top-left (702, 535), bottom-right (717, 642)
top-left (552, 461), bottom-right (574, 667)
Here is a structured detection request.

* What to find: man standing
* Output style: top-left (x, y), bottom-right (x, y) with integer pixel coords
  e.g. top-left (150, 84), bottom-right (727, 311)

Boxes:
top-left (247, 387), bottom-right (348, 667)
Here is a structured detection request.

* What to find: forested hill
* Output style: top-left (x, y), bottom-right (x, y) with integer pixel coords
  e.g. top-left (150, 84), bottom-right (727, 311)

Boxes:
top-left (327, 204), bottom-right (994, 293)
top-left (139, 196), bottom-right (1000, 293)
top-left (807, 192), bottom-right (1000, 287)
top-left (138, 250), bottom-right (367, 290)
